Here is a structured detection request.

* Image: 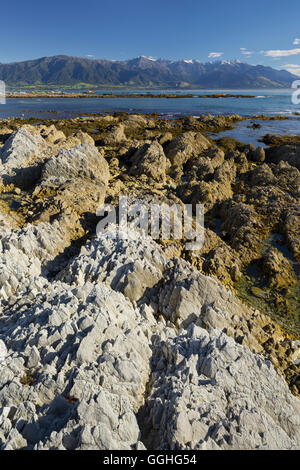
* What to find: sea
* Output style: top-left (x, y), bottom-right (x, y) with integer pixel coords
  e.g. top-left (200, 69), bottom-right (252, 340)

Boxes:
top-left (1, 89), bottom-right (300, 145)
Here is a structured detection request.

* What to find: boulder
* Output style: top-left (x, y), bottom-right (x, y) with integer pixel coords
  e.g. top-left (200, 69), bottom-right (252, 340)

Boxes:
top-left (0, 128), bottom-right (48, 188)
top-left (266, 144), bottom-right (300, 170)
top-left (165, 132), bottom-right (211, 168)
top-left (102, 124), bottom-right (127, 146)
top-left (41, 143), bottom-right (109, 187)
top-left (129, 141), bottom-right (170, 183)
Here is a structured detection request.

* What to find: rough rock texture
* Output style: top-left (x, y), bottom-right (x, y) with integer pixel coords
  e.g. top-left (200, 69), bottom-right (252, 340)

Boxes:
top-left (141, 325), bottom-right (300, 450)
top-left (0, 224), bottom-right (299, 450)
top-left (0, 128), bottom-right (47, 188)
top-left (0, 128), bottom-right (46, 170)
top-left (0, 117), bottom-right (299, 451)
top-left (165, 132), bottom-right (211, 179)
top-left (266, 143), bottom-right (300, 170)
top-left (129, 141), bottom-right (170, 183)
top-left (102, 124), bottom-right (127, 146)
top-left (60, 226), bottom-right (166, 303)
top-left (41, 143), bottom-right (109, 187)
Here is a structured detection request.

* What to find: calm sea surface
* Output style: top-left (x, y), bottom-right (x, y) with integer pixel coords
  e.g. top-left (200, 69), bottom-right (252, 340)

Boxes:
top-left (1, 89), bottom-right (300, 145)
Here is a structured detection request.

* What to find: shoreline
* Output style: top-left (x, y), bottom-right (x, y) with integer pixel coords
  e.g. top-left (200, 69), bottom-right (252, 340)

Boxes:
top-left (6, 92), bottom-right (257, 99)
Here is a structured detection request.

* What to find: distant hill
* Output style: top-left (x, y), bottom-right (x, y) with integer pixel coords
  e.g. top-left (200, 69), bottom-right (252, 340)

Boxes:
top-left (0, 55), bottom-right (297, 89)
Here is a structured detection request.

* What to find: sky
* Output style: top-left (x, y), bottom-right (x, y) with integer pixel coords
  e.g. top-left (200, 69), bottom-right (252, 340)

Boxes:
top-left (1, 0), bottom-right (300, 75)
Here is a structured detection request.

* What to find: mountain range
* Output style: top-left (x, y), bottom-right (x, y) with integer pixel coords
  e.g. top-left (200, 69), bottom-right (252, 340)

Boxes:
top-left (0, 55), bottom-right (297, 89)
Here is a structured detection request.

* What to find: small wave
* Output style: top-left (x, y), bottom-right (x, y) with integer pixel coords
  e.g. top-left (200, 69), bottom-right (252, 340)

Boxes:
top-left (271, 111), bottom-right (293, 115)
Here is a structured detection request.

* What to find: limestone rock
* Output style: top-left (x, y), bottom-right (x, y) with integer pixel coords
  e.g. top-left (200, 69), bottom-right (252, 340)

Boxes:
top-left (0, 340), bottom-right (7, 363)
top-left (165, 132), bottom-right (211, 169)
top-left (129, 141), bottom-right (170, 183)
top-left (41, 143), bottom-right (109, 187)
top-left (0, 128), bottom-right (47, 188)
top-left (141, 325), bottom-right (300, 450)
top-left (266, 143), bottom-right (300, 170)
top-left (102, 124), bottom-right (127, 146)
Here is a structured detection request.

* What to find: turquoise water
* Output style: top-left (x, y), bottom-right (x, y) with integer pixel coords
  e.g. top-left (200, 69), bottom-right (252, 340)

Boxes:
top-left (1, 89), bottom-right (300, 144)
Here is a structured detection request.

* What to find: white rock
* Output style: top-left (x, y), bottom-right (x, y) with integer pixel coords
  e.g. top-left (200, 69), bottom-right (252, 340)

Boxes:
top-left (0, 340), bottom-right (7, 363)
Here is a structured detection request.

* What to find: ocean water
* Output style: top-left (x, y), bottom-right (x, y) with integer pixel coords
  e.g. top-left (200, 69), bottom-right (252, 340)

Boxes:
top-left (1, 89), bottom-right (300, 144)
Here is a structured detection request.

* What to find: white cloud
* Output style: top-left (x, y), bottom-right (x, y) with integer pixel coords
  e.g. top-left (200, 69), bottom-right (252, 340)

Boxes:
top-left (261, 48), bottom-right (300, 57)
top-left (86, 54), bottom-right (95, 58)
top-left (208, 52), bottom-right (223, 58)
top-left (240, 48), bottom-right (253, 56)
top-left (293, 38), bottom-right (300, 45)
top-left (282, 63), bottom-right (300, 76)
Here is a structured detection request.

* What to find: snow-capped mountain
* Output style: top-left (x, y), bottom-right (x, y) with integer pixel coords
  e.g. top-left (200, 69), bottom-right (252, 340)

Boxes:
top-left (0, 55), bottom-right (297, 88)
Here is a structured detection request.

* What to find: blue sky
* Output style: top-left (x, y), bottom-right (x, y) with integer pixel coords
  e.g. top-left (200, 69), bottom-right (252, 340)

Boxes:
top-left (1, 0), bottom-right (300, 75)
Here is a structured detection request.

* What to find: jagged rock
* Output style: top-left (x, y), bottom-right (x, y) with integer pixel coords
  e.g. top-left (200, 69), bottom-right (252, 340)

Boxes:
top-left (0, 340), bottom-right (7, 363)
top-left (129, 141), bottom-right (170, 183)
top-left (59, 225), bottom-right (166, 302)
top-left (0, 223), bottom-right (299, 450)
top-left (40, 125), bottom-right (66, 144)
top-left (260, 248), bottom-right (296, 290)
top-left (0, 128), bottom-right (46, 168)
top-left (177, 158), bottom-right (236, 209)
top-left (31, 144), bottom-right (110, 236)
top-left (284, 205), bottom-right (300, 262)
top-left (0, 116), bottom-right (299, 451)
top-left (41, 143), bottom-right (109, 187)
top-left (141, 325), bottom-right (300, 450)
top-left (251, 146), bottom-right (265, 163)
top-left (266, 143), bottom-right (300, 170)
top-left (123, 114), bottom-right (154, 129)
top-left (165, 132), bottom-right (211, 169)
top-left (219, 202), bottom-right (264, 263)
top-left (0, 128), bottom-right (48, 188)
top-left (0, 279), bottom-right (165, 450)
top-left (102, 124), bottom-right (127, 146)
top-left (158, 258), bottom-right (248, 329)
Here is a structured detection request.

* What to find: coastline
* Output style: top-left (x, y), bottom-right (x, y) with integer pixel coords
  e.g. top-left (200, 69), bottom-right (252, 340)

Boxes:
top-left (6, 92), bottom-right (257, 99)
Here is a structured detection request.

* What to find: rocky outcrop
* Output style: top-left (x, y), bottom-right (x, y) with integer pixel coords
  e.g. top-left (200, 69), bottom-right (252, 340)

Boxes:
top-left (59, 225), bottom-right (166, 303)
top-left (266, 143), bottom-right (300, 170)
top-left (0, 224), bottom-right (299, 450)
top-left (165, 132), bottom-right (211, 178)
top-left (0, 116), bottom-right (299, 451)
top-left (0, 128), bottom-right (48, 188)
top-left (141, 325), bottom-right (300, 450)
top-left (129, 141), bottom-right (170, 183)
top-left (101, 124), bottom-right (127, 146)
top-left (41, 143), bottom-right (109, 187)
